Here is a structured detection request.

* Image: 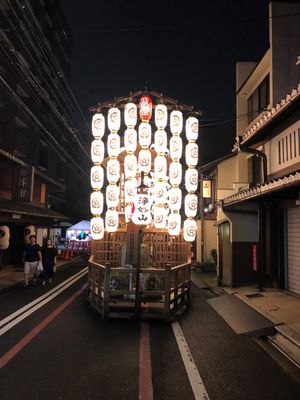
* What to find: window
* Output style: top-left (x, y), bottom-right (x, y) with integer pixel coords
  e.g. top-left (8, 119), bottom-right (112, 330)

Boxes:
top-left (247, 75), bottom-right (270, 124)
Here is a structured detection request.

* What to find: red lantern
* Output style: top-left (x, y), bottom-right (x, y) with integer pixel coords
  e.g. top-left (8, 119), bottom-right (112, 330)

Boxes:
top-left (139, 95), bottom-right (152, 122)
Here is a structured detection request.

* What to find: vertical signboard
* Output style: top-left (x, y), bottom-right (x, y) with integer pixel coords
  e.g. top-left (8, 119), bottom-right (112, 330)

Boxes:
top-left (13, 166), bottom-right (34, 202)
top-left (202, 179), bottom-right (212, 198)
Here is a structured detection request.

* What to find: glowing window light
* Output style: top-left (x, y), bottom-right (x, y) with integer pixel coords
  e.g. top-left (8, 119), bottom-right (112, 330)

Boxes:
top-left (91, 139), bottom-right (104, 164)
top-left (154, 155), bottom-right (167, 179)
top-left (124, 154), bottom-right (137, 178)
top-left (185, 168), bottom-right (198, 192)
top-left (92, 113), bottom-right (105, 138)
top-left (168, 212), bottom-right (181, 236)
top-left (155, 104), bottom-right (168, 129)
top-left (90, 191), bottom-right (104, 215)
top-left (139, 149), bottom-right (152, 173)
top-left (91, 217), bottom-right (104, 240)
top-left (124, 128), bottom-right (137, 153)
top-left (170, 110), bottom-right (183, 134)
top-left (169, 162), bottom-right (182, 186)
top-left (185, 143), bottom-right (199, 166)
top-left (153, 206), bottom-right (167, 229)
top-left (106, 184), bottom-right (120, 209)
top-left (168, 187), bottom-right (182, 211)
top-left (184, 194), bottom-right (198, 217)
top-left (138, 122), bottom-right (152, 148)
top-left (124, 102), bottom-right (137, 127)
top-left (108, 107), bottom-right (121, 131)
top-left (131, 194), bottom-right (152, 225)
top-left (154, 130), bottom-right (167, 153)
top-left (153, 182), bottom-right (167, 204)
top-left (124, 179), bottom-right (137, 203)
top-left (183, 219), bottom-right (197, 242)
top-left (107, 159), bottom-right (120, 183)
top-left (105, 210), bottom-right (119, 232)
top-left (91, 166), bottom-right (104, 189)
top-left (107, 133), bottom-right (120, 158)
top-left (169, 136), bottom-right (183, 160)
top-left (186, 116), bottom-right (199, 141)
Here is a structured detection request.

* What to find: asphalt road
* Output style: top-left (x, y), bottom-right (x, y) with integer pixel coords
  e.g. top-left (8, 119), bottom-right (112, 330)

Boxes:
top-left (1, 258), bottom-right (300, 400)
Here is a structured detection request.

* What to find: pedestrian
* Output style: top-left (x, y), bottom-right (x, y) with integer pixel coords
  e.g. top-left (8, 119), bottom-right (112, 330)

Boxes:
top-left (22, 234), bottom-right (42, 287)
top-left (41, 238), bottom-right (57, 285)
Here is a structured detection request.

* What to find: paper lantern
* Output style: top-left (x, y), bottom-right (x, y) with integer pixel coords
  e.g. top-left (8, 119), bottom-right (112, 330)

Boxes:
top-left (91, 217), bottom-right (104, 240)
top-left (124, 102), bottom-right (137, 127)
top-left (107, 159), bottom-right (120, 183)
top-left (186, 117), bottom-right (199, 141)
top-left (24, 225), bottom-right (36, 244)
top-left (154, 130), bottom-right (167, 153)
top-left (153, 182), bottom-right (167, 204)
top-left (169, 162), bottom-right (182, 186)
top-left (107, 133), bottom-right (120, 158)
top-left (105, 210), bottom-right (119, 232)
top-left (106, 184), bottom-right (120, 209)
top-left (125, 204), bottom-right (133, 223)
top-left (168, 213), bottom-right (181, 236)
top-left (138, 122), bottom-right (152, 148)
top-left (184, 194), bottom-right (198, 217)
top-left (91, 166), bottom-right (104, 189)
top-left (153, 206), bottom-right (167, 229)
top-left (91, 139), bottom-right (104, 164)
top-left (108, 107), bottom-right (121, 131)
top-left (183, 219), bottom-right (197, 242)
top-left (124, 128), bottom-right (137, 153)
top-left (154, 155), bottom-right (167, 179)
top-left (139, 149), bottom-right (152, 173)
top-left (185, 168), bottom-right (198, 192)
top-left (185, 143), bottom-right (199, 166)
top-left (131, 194), bottom-right (152, 225)
top-left (139, 95), bottom-right (152, 122)
top-left (124, 179), bottom-right (137, 203)
top-left (92, 113), bottom-right (105, 138)
top-left (170, 110), bottom-right (183, 134)
top-left (168, 187), bottom-right (182, 211)
top-left (0, 225), bottom-right (10, 250)
top-left (155, 104), bottom-right (168, 129)
top-left (169, 136), bottom-right (183, 160)
top-left (90, 191), bottom-right (104, 215)
top-left (124, 154), bottom-right (137, 178)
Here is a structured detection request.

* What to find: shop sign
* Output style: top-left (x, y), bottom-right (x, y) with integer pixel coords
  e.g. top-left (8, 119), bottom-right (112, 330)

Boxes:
top-left (13, 166), bottom-right (34, 202)
top-left (202, 179), bottom-right (211, 198)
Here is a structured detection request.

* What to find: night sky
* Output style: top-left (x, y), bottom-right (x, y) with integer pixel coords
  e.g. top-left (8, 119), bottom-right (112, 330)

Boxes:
top-left (61, 0), bottom-right (269, 163)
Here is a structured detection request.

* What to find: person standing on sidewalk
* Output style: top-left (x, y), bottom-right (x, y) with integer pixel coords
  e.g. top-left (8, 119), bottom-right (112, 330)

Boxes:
top-left (41, 239), bottom-right (57, 285)
top-left (22, 235), bottom-right (42, 287)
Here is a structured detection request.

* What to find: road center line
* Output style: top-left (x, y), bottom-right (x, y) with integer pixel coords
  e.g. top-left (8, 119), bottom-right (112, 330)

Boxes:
top-left (0, 282), bottom-right (87, 370)
top-left (139, 322), bottom-right (154, 400)
top-left (172, 321), bottom-right (210, 400)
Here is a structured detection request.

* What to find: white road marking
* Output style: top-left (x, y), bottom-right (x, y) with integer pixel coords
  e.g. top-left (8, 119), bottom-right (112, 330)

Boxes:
top-left (172, 321), bottom-right (210, 400)
top-left (0, 268), bottom-right (88, 336)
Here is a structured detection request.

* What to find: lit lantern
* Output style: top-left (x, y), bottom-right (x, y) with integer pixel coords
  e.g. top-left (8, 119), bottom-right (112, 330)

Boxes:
top-left (92, 113), bottom-right (105, 138)
top-left (185, 168), bottom-right (198, 192)
top-left (131, 194), bottom-right (152, 225)
top-left (91, 166), bottom-right (104, 189)
top-left (138, 122), bottom-right (152, 148)
top-left (168, 187), bottom-right (182, 211)
top-left (106, 185), bottom-right (120, 209)
top-left (170, 110), bottom-right (183, 134)
top-left (107, 133), bottom-right (120, 158)
top-left (185, 143), bottom-right (199, 166)
top-left (153, 206), bottom-right (167, 229)
top-left (186, 116), bottom-right (199, 141)
top-left (184, 194), bottom-right (198, 217)
top-left (91, 139), bottom-right (104, 164)
top-left (153, 182), bottom-right (167, 204)
top-left (105, 210), bottom-right (119, 232)
top-left (183, 219), bottom-right (197, 242)
top-left (169, 162), bottom-right (182, 186)
top-left (91, 217), bottom-right (104, 240)
top-left (24, 225), bottom-right (36, 244)
top-left (138, 149), bottom-right (151, 173)
top-left (124, 102), bottom-right (137, 127)
top-left (155, 104), bottom-right (168, 129)
top-left (154, 130), bottom-right (167, 153)
top-left (169, 136), bottom-right (183, 160)
top-left (139, 95), bottom-right (152, 122)
top-left (90, 191), bottom-right (104, 215)
top-left (0, 225), bottom-right (10, 250)
top-left (154, 155), bottom-right (167, 179)
top-left (124, 154), bottom-right (137, 178)
top-left (168, 212), bottom-right (181, 236)
top-left (125, 204), bottom-right (133, 223)
top-left (124, 128), bottom-right (137, 153)
top-left (107, 159), bottom-right (120, 183)
top-left (108, 107), bottom-right (121, 131)
top-left (124, 179), bottom-right (137, 203)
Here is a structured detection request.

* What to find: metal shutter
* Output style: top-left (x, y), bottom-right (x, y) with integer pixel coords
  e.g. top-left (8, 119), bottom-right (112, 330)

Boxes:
top-left (287, 207), bottom-right (300, 295)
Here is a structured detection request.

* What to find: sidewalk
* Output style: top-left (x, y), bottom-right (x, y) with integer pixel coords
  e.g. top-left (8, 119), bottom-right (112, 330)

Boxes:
top-left (192, 269), bottom-right (300, 367)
